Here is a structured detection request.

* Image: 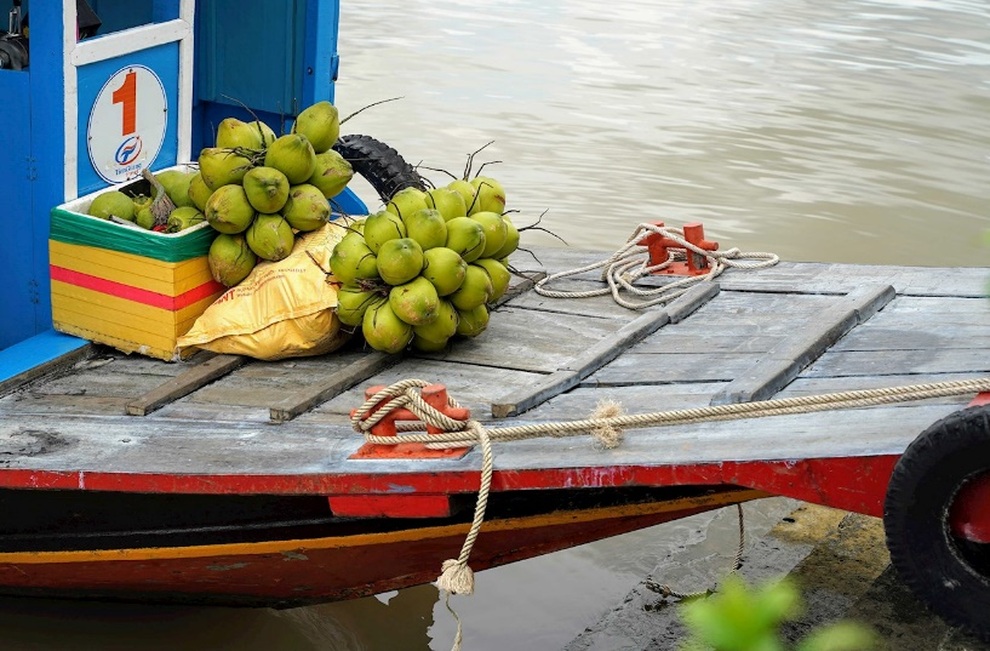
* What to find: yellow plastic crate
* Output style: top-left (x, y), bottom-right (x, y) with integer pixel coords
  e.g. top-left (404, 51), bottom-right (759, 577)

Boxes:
top-left (49, 167), bottom-right (223, 361)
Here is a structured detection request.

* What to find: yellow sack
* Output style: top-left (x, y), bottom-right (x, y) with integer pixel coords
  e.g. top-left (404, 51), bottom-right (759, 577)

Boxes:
top-left (177, 222), bottom-right (351, 361)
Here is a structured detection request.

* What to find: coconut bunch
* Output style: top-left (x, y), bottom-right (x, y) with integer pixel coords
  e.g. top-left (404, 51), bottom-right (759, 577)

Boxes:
top-left (329, 176), bottom-right (518, 353)
top-left (193, 101), bottom-right (355, 287)
top-left (86, 169), bottom-right (206, 233)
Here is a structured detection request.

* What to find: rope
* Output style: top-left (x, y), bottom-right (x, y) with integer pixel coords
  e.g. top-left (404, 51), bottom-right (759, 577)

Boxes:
top-left (355, 377), bottom-right (990, 450)
top-left (533, 222), bottom-right (779, 310)
top-left (349, 376), bottom-right (990, 650)
top-left (644, 503), bottom-right (747, 601)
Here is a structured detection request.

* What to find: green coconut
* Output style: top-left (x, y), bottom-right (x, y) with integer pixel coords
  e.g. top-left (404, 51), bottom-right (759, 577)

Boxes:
top-left (187, 172), bottom-right (213, 212)
top-left (389, 276), bottom-right (440, 326)
top-left (413, 298), bottom-right (459, 344)
top-left (361, 300), bottom-right (413, 354)
top-left (246, 213), bottom-right (295, 262)
top-left (264, 134), bottom-right (317, 185)
top-left (205, 184), bottom-right (255, 234)
top-left (215, 117), bottom-right (265, 150)
top-left (403, 208), bottom-right (448, 250)
top-left (336, 285), bottom-right (385, 328)
top-left (469, 175), bottom-right (506, 215)
top-left (425, 186), bottom-right (467, 221)
top-left (449, 263), bottom-right (493, 311)
top-left (491, 215), bottom-right (519, 259)
top-left (281, 183), bottom-right (330, 232)
top-left (362, 210), bottom-right (407, 254)
top-left (156, 169), bottom-right (196, 208)
top-left (88, 191), bottom-right (135, 221)
top-left (166, 206), bottom-right (205, 233)
top-left (242, 166), bottom-right (290, 214)
top-left (470, 211), bottom-right (508, 258)
top-left (421, 246), bottom-right (467, 296)
top-left (376, 237), bottom-right (424, 286)
top-left (385, 186), bottom-right (429, 221)
top-left (199, 147), bottom-right (253, 190)
top-left (473, 258), bottom-right (511, 301)
top-left (455, 303), bottom-right (490, 337)
top-left (308, 149), bottom-right (354, 199)
top-left (444, 216), bottom-right (486, 262)
top-left (329, 232), bottom-right (379, 285)
top-left (208, 233), bottom-right (257, 287)
top-left (292, 101), bottom-right (340, 154)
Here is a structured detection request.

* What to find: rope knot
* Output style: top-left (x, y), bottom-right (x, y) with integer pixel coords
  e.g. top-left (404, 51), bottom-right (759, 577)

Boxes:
top-left (590, 398), bottom-right (625, 449)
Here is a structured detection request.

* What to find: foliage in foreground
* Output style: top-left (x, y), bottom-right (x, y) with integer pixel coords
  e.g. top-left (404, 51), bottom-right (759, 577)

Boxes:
top-left (679, 575), bottom-right (877, 651)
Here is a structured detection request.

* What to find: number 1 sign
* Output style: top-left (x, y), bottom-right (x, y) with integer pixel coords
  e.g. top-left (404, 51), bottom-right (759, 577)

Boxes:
top-left (86, 64), bottom-right (168, 184)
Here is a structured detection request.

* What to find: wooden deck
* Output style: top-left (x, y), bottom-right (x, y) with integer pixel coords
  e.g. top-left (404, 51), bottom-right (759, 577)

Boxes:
top-left (0, 249), bottom-right (987, 500)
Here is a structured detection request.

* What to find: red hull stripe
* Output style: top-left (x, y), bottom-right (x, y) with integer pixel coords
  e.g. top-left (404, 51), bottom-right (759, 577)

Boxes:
top-left (0, 456), bottom-right (898, 518)
top-left (50, 265), bottom-right (223, 310)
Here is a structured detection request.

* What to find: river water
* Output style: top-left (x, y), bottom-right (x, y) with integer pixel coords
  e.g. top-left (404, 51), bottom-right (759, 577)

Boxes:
top-left (8, 0), bottom-right (990, 649)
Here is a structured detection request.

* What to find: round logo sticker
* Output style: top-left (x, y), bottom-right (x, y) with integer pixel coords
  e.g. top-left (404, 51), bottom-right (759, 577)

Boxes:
top-left (87, 64), bottom-right (168, 184)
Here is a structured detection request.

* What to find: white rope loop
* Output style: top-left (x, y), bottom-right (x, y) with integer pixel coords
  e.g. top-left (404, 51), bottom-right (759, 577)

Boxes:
top-left (533, 222), bottom-right (779, 310)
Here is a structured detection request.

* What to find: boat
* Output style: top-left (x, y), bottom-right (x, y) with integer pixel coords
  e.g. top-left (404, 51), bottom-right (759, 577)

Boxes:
top-left (2, 244), bottom-right (989, 635)
top-left (1, 0), bottom-right (988, 642)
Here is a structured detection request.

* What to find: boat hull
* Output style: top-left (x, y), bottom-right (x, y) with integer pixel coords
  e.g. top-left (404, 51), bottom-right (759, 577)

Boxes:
top-left (0, 493), bottom-right (760, 607)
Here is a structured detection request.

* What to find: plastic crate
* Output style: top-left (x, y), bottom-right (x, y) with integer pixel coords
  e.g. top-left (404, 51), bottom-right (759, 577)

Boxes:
top-left (49, 165), bottom-right (223, 361)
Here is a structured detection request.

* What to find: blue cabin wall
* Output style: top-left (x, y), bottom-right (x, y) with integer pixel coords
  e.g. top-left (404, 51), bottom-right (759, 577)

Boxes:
top-left (191, 0), bottom-right (340, 151)
top-left (0, 71), bottom-right (38, 347)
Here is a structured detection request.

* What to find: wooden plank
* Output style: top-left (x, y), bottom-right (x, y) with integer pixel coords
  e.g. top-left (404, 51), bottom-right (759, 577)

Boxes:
top-left (666, 282), bottom-right (721, 323)
top-left (421, 306), bottom-right (626, 374)
top-left (491, 283), bottom-right (718, 418)
top-left (492, 270), bottom-right (546, 308)
top-left (778, 372), bottom-right (990, 405)
top-left (590, 351), bottom-right (766, 385)
top-left (126, 353), bottom-right (248, 416)
top-left (709, 284), bottom-right (895, 405)
top-left (269, 351), bottom-right (399, 423)
top-left (831, 326), bottom-right (990, 352)
top-left (528, 382), bottom-right (730, 420)
top-left (804, 348), bottom-right (990, 378)
top-left (491, 370), bottom-right (579, 419)
top-left (0, 403), bottom-right (964, 477)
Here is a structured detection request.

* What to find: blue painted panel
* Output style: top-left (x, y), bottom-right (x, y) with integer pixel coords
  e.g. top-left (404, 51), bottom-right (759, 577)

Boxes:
top-left (0, 70), bottom-right (37, 351)
top-left (0, 330), bottom-right (88, 384)
top-left (191, 0), bottom-right (343, 156)
top-left (302, 0), bottom-right (340, 105)
top-left (75, 43), bottom-right (180, 195)
top-left (23, 3), bottom-right (66, 348)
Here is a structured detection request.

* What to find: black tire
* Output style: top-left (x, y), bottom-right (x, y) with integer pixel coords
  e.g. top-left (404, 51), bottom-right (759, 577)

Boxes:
top-left (333, 134), bottom-right (426, 204)
top-left (883, 404), bottom-right (990, 641)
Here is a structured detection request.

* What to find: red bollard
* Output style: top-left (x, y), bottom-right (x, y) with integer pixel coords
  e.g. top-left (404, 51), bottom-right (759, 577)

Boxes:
top-left (640, 221), bottom-right (719, 276)
top-left (348, 383), bottom-right (472, 460)
top-left (333, 383), bottom-right (473, 518)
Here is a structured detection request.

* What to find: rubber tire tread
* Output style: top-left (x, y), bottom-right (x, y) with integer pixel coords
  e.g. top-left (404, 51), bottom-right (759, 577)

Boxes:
top-left (333, 134), bottom-right (426, 204)
top-left (883, 404), bottom-right (990, 641)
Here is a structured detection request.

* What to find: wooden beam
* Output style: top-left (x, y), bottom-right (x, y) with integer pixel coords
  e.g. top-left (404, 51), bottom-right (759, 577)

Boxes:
top-left (125, 353), bottom-right (247, 416)
top-left (491, 283), bottom-right (720, 418)
top-left (709, 284), bottom-right (896, 405)
top-left (269, 351), bottom-right (400, 423)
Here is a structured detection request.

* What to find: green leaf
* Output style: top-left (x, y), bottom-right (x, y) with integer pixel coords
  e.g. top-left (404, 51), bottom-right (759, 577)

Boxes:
top-left (796, 621), bottom-right (878, 651)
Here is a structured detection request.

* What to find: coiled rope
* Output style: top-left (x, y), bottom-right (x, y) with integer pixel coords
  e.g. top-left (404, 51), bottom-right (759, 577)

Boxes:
top-left (350, 377), bottom-right (990, 650)
top-left (533, 222), bottom-right (779, 309)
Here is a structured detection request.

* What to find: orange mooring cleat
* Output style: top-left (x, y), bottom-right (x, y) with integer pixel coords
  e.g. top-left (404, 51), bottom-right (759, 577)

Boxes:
top-left (640, 221), bottom-right (719, 276)
top-left (349, 383), bottom-right (471, 460)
